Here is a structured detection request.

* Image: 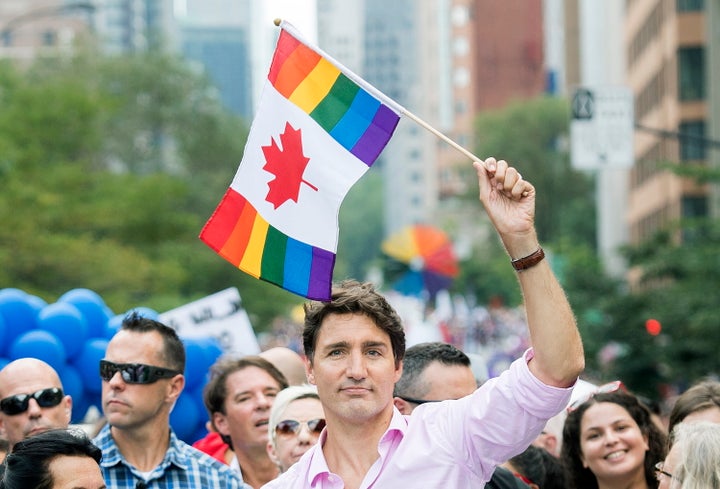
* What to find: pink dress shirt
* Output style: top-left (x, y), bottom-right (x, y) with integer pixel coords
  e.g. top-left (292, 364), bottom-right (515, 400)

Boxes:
top-left (263, 349), bottom-right (573, 489)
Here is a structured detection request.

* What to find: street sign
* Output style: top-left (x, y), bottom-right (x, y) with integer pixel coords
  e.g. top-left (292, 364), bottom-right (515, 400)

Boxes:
top-left (570, 86), bottom-right (634, 169)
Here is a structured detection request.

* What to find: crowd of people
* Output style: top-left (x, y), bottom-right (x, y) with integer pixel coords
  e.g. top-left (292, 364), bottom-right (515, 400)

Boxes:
top-left (1, 158), bottom-right (718, 489)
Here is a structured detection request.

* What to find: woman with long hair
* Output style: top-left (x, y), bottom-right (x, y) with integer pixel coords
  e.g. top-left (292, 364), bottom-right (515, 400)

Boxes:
top-left (561, 382), bottom-right (666, 489)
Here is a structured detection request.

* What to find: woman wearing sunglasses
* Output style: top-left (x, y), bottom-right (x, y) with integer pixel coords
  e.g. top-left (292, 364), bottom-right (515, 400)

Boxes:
top-left (266, 385), bottom-right (325, 474)
top-left (561, 382), bottom-right (667, 489)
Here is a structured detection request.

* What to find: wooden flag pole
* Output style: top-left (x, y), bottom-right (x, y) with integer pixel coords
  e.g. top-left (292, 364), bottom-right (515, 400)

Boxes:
top-left (399, 108), bottom-right (484, 164)
top-left (273, 18), bottom-right (484, 165)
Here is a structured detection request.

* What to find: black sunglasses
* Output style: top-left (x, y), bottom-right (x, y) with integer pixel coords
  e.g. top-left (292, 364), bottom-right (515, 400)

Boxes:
top-left (275, 418), bottom-right (326, 437)
top-left (0, 387), bottom-right (64, 416)
top-left (99, 360), bottom-right (182, 385)
top-left (397, 396), bottom-right (442, 406)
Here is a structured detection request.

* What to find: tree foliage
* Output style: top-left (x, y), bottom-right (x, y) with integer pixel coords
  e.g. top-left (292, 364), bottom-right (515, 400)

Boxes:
top-left (0, 49), bottom-right (301, 330)
top-left (455, 96), bottom-right (608, 310)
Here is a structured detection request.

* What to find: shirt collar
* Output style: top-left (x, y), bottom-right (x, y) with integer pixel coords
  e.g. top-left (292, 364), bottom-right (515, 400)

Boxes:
top-left (96, 424), bottom-right (188, 471)
top-left (305, 407), bottom-right (409, 484)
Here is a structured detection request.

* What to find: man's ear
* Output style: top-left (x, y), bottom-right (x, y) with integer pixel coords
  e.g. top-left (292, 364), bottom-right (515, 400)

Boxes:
top-left (393, 397), bottom-right (413, 415)
top-left (213, 411), bottom-right (231, 437)
top-left (166, 374), bottom-right (185, 403)
top-left (63, 395), bottom-right (73, 424)
top-left (304, 357), bottom-right (315, 385)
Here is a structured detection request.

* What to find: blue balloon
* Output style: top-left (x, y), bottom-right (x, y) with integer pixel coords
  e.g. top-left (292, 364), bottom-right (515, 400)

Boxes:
top-left (59, 364), bottom-right (84, 404)
top-left (58, 288), bottom-right (105, 304)
top-left (191, 425), bottom-right (210, 446)
top-left (191, 385), bottom-right (209, 424)
top-left (104, 314), bottom-right (125, 339)
top-left (59, 364), bottom-right (86, 422)
top-left (195, 336), bottom-right (224, 367)
top-left (183, 338), bottom-right (215, 391)
top-left (38, 303), bottom-right (89, 359)
top-left (9, 330), bottom-right (67, 371)
top-left (0, 357), bottom-right (9, 371)
top-left (124, 307), bottom-right (159, 320)
top-left (0, 313), bottom-right (5, 352)
top-left (25, 294), bottom-right (48, 315)
top-left (0, 290), bottom-right (38, 355)
top-left (70, 392), bottom-right (89, 424)
top-left (170, 391), bottom-right (200, 442)
top-left (58, 289), bottom-right (110, 339)
top-left (72, 338), bottom-right (108, 394)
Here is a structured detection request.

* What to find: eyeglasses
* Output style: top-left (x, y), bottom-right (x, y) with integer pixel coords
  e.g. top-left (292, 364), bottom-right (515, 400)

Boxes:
top-left (567, 380), bottom-right (626, 412)
top-left (275, 418), bottom-right (326, 437)
top-left (99, 360), bottom-right (182, 385)
top-left (0, 387), bottom-right (64, 416)
top-left (654, 461), bottom-right (674, 481)
top-left (397, 396), bottom-right (442, 405)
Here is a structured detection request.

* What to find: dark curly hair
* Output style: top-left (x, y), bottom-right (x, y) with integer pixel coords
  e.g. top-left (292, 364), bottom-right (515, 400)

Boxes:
top-left (303, 280), bottom-right (405, 368)
top-left (561, 390), bottom-right (667, 489)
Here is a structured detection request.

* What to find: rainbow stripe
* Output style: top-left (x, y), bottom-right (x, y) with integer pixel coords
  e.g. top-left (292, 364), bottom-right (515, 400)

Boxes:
top-left (201, 25), bottom-right (401, 301)
top-left (200, 188), bottom-right (335, 300)
top-left (268, 29), bottom-right (400, 167)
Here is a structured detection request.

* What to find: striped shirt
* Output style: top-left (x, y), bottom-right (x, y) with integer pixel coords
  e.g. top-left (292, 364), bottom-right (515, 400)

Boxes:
top-left (93, 424), bottom-right (248, 489)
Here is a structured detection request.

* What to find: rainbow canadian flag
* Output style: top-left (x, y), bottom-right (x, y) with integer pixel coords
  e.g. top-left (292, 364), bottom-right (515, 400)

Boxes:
top-left (200, 21), bottom-right (402, 300)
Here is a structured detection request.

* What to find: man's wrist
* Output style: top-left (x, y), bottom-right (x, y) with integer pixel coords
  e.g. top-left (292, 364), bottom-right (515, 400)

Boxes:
top-left (511, 247), bottom-right (545, 272)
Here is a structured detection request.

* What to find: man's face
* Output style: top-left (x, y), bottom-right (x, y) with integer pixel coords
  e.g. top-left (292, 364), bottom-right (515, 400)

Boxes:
top-left (419, 361), bottom-right (477, 402)
top-left (213, 366), bottom-right (283, 452)
top-left (101, 330), bottom-right (183, 431)
top-left (48, 454), bottom-right (106, 489)
top-left (0, 359), bottom-right (71, 449)
top-left (306, 313), bottom-right (402, 424)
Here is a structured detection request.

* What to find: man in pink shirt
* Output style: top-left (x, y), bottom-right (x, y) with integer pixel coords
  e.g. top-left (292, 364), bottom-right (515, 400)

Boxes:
top-left (263, 158), bottom-right (585, 488)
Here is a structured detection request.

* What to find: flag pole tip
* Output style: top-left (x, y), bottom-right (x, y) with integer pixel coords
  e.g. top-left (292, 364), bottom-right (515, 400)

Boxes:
top-left (273, 18), bottom-right (282, 26)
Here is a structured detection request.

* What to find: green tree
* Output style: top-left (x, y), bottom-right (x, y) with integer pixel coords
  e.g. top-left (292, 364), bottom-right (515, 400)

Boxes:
top-left (0, 50), bottom-right (300, 331)
top-left (452, 96), bottom-right (611, 312)
top-left (587, 162), bottom-right (720, 395)
top-left (473, 96), bottom-right (596, 246)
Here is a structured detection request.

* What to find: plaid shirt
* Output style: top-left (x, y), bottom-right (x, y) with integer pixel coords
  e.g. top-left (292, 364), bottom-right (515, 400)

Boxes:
top-left (93, 424), bottom-right (248, 489)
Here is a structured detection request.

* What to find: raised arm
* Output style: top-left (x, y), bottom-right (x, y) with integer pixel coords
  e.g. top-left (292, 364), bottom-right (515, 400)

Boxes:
top-left (474, 158), bottom-right (584, 387)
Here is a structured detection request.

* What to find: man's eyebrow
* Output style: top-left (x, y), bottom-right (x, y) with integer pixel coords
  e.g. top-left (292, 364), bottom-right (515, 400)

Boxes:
top-left (322, 341), bottom-right (350, 351)
top-left (362, 341), bottom-right (388, 349)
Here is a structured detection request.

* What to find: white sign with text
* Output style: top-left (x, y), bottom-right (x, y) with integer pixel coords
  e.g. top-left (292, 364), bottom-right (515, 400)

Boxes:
top-left (159, 287), bottom-right (260, 356)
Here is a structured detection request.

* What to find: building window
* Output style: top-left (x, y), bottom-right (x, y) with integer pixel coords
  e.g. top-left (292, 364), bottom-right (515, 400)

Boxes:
top-left (679, 120), bottom-right (706, 161)
top-left (681, 196), bottom-right (708, 242)
top-left (42, 30), bottom-right (57, 46)
top-left (677, 0), bottom-right (704, 12)
top-left (678, 47), bottom-right (705, 100)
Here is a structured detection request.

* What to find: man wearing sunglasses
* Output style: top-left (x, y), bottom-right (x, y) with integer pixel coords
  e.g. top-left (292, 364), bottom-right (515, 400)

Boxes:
top-left (392, 342), bottom-right (530, 489)
top-left (92, 312), bottom-right (245, 489)
top-left (0, 358), bottom-right (72, 453)
top-left (263, 158), bottom-right (585, 489)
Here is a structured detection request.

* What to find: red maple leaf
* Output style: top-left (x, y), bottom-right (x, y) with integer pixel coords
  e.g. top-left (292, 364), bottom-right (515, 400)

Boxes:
top-left (262, 122), bottom-right (318, 209)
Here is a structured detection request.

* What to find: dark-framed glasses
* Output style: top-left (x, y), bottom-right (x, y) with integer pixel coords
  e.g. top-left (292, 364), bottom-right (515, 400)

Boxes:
top-left (397, 396), bottom-right (442, 406)
top-left (0, 387), bottom-right (64, 415)
top-left (567, 380), bottom-right (626, 412)
top-left (275, 418), bottom-right (326, 437)
top-left (654, 461), bottom-right (674, 481)
top-left (99, 360), bottom-right (182, 385)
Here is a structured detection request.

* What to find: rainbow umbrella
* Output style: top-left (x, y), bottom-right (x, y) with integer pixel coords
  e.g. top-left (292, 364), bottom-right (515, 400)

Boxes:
top-left (381, 225), bottom-right (459, 297)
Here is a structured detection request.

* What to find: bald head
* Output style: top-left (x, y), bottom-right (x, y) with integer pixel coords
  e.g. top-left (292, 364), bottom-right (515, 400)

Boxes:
top-left (0, 358), bottom-right (72, 449)
top-left (260, 347), bottom-right (307, 386)
top-left (0, 359), bottom-right (62, 395)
